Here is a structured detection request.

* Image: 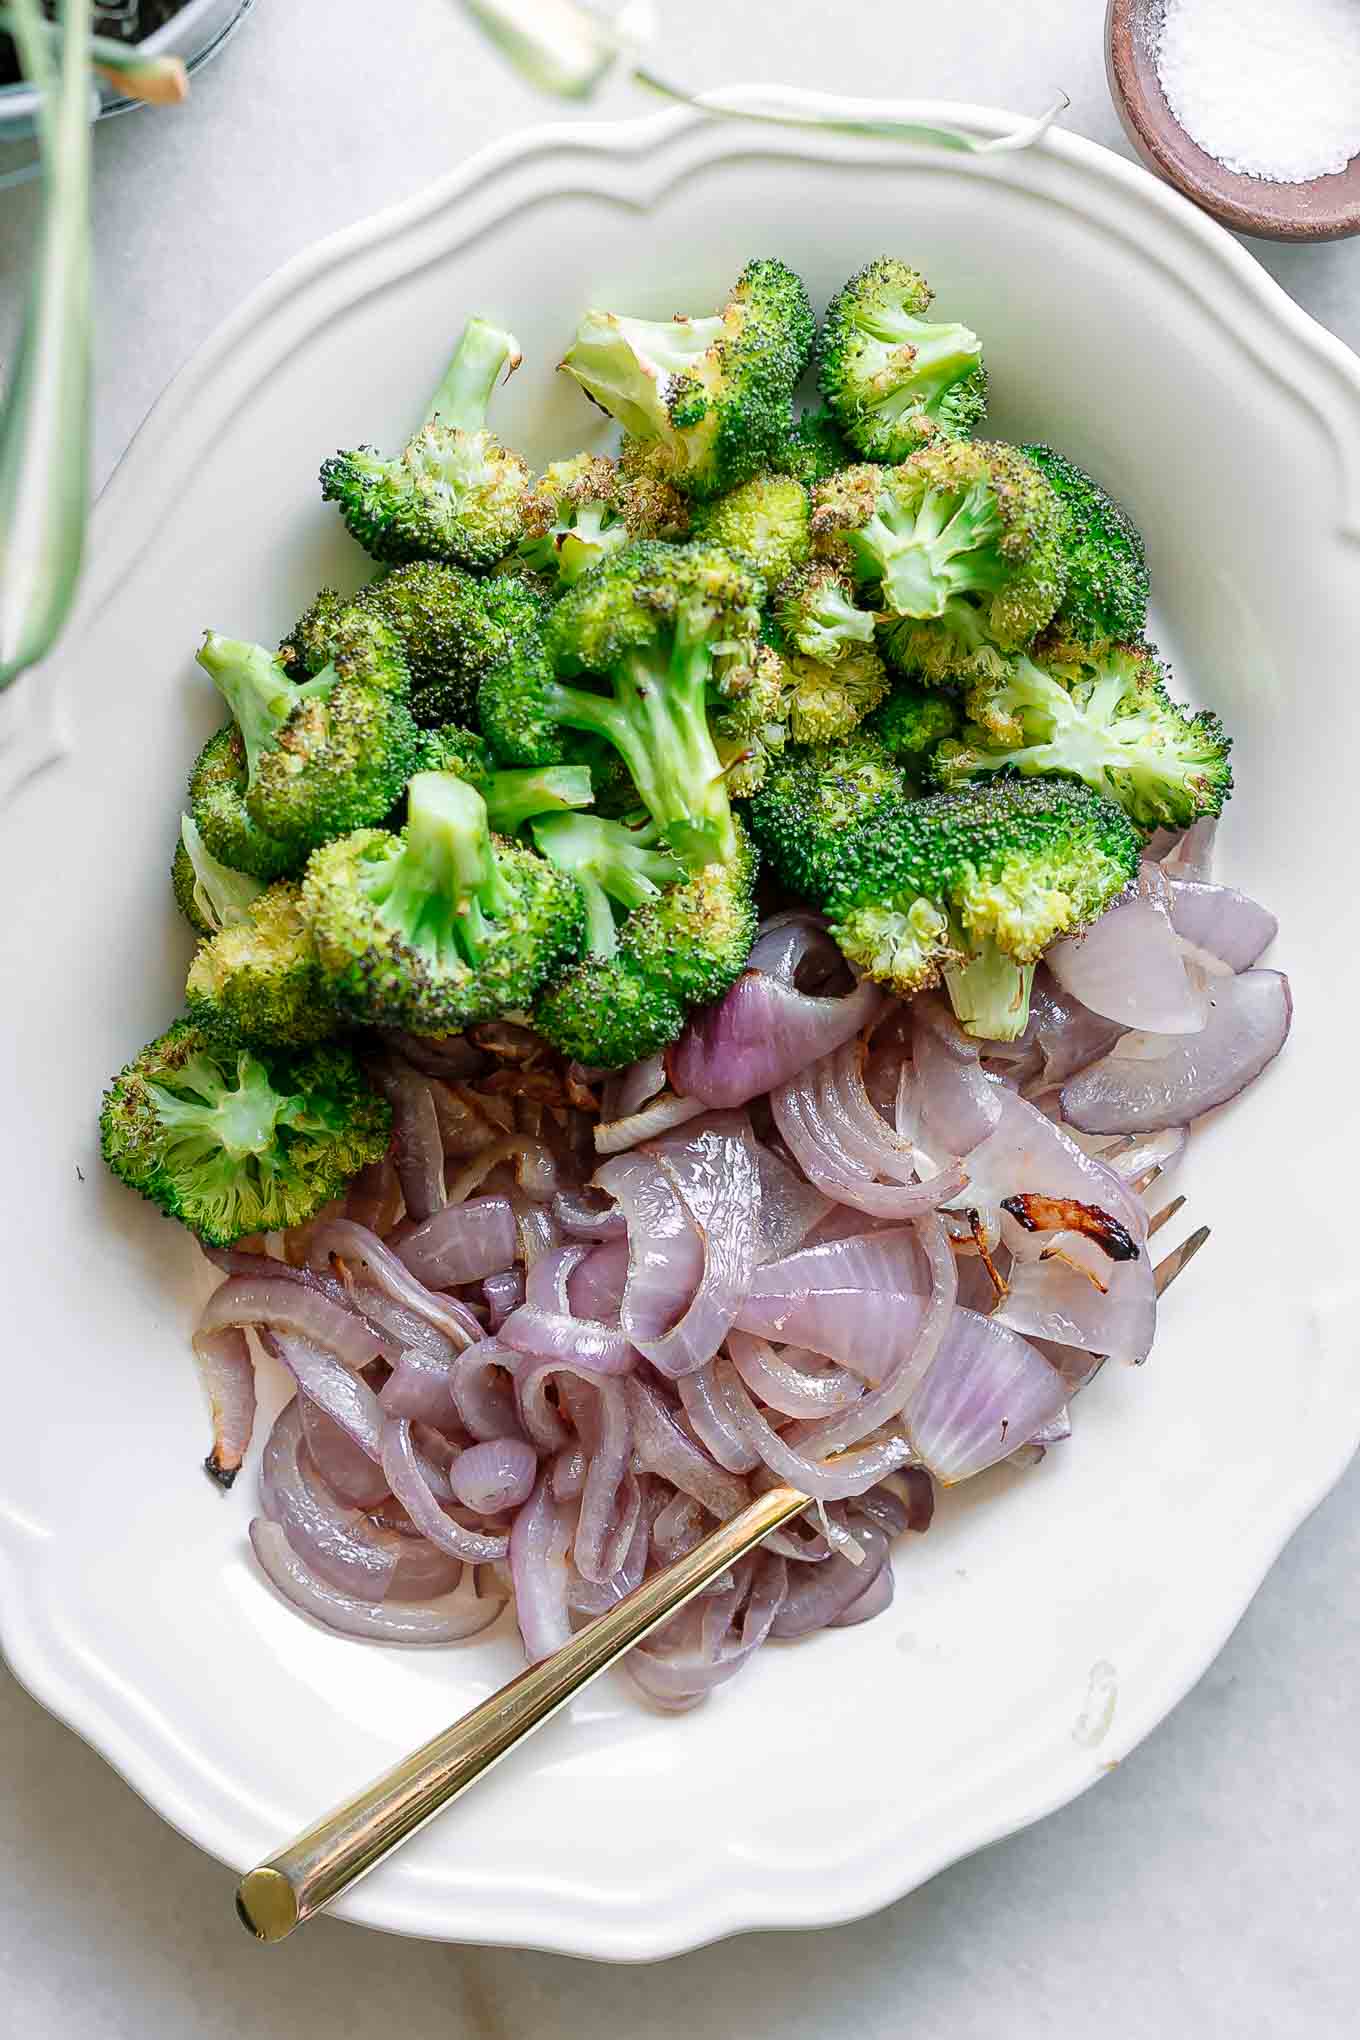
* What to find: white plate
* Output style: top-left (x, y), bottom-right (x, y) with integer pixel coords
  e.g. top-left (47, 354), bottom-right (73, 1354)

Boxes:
top-left (2, 92), bottom-right (1357, 1961)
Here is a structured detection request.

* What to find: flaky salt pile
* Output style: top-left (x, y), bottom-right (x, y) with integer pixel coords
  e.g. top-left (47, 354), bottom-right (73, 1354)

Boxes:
top-left (1156, 0), bottom-right (1360, 184)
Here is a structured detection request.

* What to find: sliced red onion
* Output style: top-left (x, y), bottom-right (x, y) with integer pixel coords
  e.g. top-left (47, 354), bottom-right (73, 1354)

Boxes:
top-left (482, 1268), bottom-right (524, 1330)
top-left (593, 1090), bottom-right (706, 1156)
top-left (651, 1490), bottom-right (708, 1563)
top-left (381, 1419), bottom-right (509, 1562)
top-left (1161, 815), bottom-right (1218, 881)
top-left (630, 1552), bottom-right (788, 1709)
top-left (192, 1324), bottom-right (256, 1488)
top-left (736, 1288), bottom-right (929, 1388)
top-left (380, 1030), bottom-right (486, 1080)
top-left (448, 1134), bottom-right (558, 1204)
top-left (667, 967), bottom-right (883, 1110)
top-left (261, 1403), bottom-right (401, 1600)
top-left (627, 1374), bottom-right (748, 1519)
top-left (565, 1238), bottom-right (630, 1325)
top-left (371, 1062), bottom-right (446, 1220)
top-left (773, 1055), bottom-right (968, 1219)
top-left (509, 1472), bottom-right (577, 1661)
top-left (600, 1117), bottom-right (762, 1378)
top-left (614, 1052), bottom-right (667, 1121)
top-left (249, 1519), bottom-right (505, 1644)
top-left (1061, 970), bottom-right (1292, 1135)
top-left (911, 996), bottom-right (1003, 1154)
top-left (508, 1191), bottom-right (561, 1268)
top-left (565, 1373), bottom-right (635, 1582)
top-left (829, 1555), bottom-right (896, 1627)
top-left (1166, 878), bottom-right (1277, 973)
top-left (747, 909), bottom-right (847, 986)
top-left (391, 1197), bottom-right (518, 1290)
top-left (296, 1395), bottom-right (391, 1508)
top-left (770, 1531), bottom-right (889, 1639)
top-left (450, 1339), bottom-right (527, 1442)
top-left (450, 1438), bottom-right (538, 1514)
top-left (306, 1218), bottom-right (483, 1349)
top-left (995, 1243), bottom-right (1157, 1368)
top-left (727, 1335), bottom-right (863, 1417)
top-left (679, 1364), bottom-right (762, 1475)
top-left (552, 1445), bottom-right (588, 1501)
top-left (552, 1188), bottom-right (627, 1240)
top-left (905, 1310), bottom-right (1068, 1482)
top-left (567, 1490), bottom-right (651, 1614)
top-left (199, 1276), bottom-right (385, 1370)
top-left (711, 1359), bottom-right (915, 1499)
top-left (753, 1142), bottom-right (833, 1264)
top-left (1047, 865), bottom-right (1207, 1034)
top-left (379, 1346), bottom-right (460, 1430)
top-left (264, 1329), bottom-right (387, 1462)
top-left (499, 1302), bottom-right (639, 1376)
top-left (344, 1154), bottom-right (402, 1233)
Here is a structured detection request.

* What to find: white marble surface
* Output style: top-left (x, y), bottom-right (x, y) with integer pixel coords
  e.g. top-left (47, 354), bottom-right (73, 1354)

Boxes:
top-left (1, 2), bottom-right (1357, 2031)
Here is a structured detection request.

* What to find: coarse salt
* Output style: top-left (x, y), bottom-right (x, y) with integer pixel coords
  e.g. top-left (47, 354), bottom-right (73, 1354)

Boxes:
top-left (1155, 0), bottom-right (1360, 184)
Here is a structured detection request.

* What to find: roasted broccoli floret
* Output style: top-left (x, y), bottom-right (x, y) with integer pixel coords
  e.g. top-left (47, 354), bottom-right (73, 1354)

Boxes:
top-left (772, 406), bottom-right (854, 485)
top-left (691, 472), bottom-right (811, 584)
top-left (172, 814), bottom-right (265, 939)
top-left (559, 259), bottom-right (815, 499)
top-left (277, 586), bottom-right (350, 677)
top-left (187, 726), bottom-right (298, 883)
top-left (864, 682), bottom-right (962, 775)
top-left (416, 723), bottom-right (594, 832)
top-left (935, 640), bottom-right (1234, 834)
top-left (517, 452), bottom-right (690, 588)
top-left (479, 538), bottom-right (762, 869)
top-left (185, 882), bottom-right (333, 1049)
top-left (528, 812), bottom-right (756, 1067)
top-left (823, 778), bottom-right (1140, 1038)
top-left (817, 257), bottom-right (987, 462)
top-left (1023, 443), bottom-right (1149, 649)
top-left (776, 560), bottom-right (877, 664)
top-left (784, 644), bottom-right (890, 745)
top-left (711, 635), bottom-right (790, 797)
top-left (198, 620), bottom-right (420, 858)
top-left (99, 1022), bottom-right (390, 1246)
top-left (746, 734), bottom-right (908, 900)
top-left (812, 442), bottom-right (1067, 684)
top-left (320, 317), bottom-right (530, 567)
top-left (304, 772), bottom-right (584, 1034)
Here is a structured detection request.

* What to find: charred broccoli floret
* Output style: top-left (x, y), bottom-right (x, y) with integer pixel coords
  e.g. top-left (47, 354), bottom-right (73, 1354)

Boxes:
top-left (517, 452), bottom-right (690, 588)
top-left (172, 814), bottom-right (265, 939)
top-left (784, 644), bottom-right (890, 745)
top-left (772, 406), bottom-right (855, 485)
top-left (320, 318), bottom-right (530, 567)
top-left (99, 1022), bottom-right (390, 1245)
top-left (559, 259), bottom-right (815, 499)
top-left (479, 538), bottom-right (763, 868)
top-left (304, 772), bottom-right (584, 1034)
top-left (185, 883), bottom-right (333, 1049)
top-left (824, 778), bottom-right (1140, 1038)
top-left (691, 471), bottom-right (811, 584)
top-left (187, 726), bottom-right (298, 883)
top-left (817, 257), bottom-right (987, 462)
top-left (864, 682), bottom-right (962, 776)
top-left (711, 634), bottom-right (790, 797)
top-left (935, 640), bottom-right (1234, 834)
top-left (812, 442), bottom-right (1066, 684)
top-left (776, 560), bottom-right (877, 664)
top-left (198, 619), bottom-right (419, 857)
top-left (746, 734), bottom-right (909, 900)
top-left (1023, 443), bottom-right (1149, 650)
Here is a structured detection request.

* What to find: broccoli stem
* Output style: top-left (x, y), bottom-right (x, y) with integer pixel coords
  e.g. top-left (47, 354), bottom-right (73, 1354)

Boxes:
top-left (425, 318), bottom-right (521, 433)
top-left (149, 1050), bottom-right (287, 1165)
top-left (867, 324), bottom-right (981, 415)
top-left (532, 811), bottom-right (681, 959)
top-left (374, 773), bottom-right (509, 966)
top-left (197, 634), bottom-right (330, 785)
top-left (944, 940), bottom-right (1036, 1042)
top-left (858, 484), bottom-right (1005, 618)
top-left (481, 764), bottom-right (594, 834)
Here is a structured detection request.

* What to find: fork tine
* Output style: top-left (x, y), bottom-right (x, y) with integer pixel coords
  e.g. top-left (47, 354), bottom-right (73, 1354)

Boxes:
top-left (1130, 1161), bottom-right (1165, 1196)
top-left (1153, 1224), bottom-right (1210, 1297)
top-left (1146, 1193), bottom-right (1187, 1239)
top-left (1100, 1134), bottom-right (1140, 1161)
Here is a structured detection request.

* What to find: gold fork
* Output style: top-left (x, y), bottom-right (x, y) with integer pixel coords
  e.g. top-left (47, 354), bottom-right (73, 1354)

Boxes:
top-left (235, 1195), bottom-right (1206, 1943)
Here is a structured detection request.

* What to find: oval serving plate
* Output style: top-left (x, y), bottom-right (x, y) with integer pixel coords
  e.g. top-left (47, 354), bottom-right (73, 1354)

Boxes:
top-left (1, 92), bottom-right (1358, 1960)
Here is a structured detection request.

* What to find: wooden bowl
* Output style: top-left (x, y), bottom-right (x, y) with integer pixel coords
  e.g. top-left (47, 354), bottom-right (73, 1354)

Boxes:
top-left (1106, 0), bottom-right (1360, 241)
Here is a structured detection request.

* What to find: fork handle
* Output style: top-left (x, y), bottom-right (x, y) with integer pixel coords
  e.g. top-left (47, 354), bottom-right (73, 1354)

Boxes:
top-left (236, 1482), bottom-right (808, 1941)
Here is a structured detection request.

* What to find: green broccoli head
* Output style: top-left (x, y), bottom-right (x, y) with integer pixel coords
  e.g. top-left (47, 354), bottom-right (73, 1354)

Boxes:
top-left (785, 644), bottom-right (890, 746)
top-left (619, 822), bottom-right (758, 1008)
top-left (691, 471), bottom-right (811, 584)
top-left (518, 451), bottom-right (691, 589)
top-left (824, 777), bottom-right (1140, 1036)
top-left (817, 256), bottom-right (987, 462)
top-left (185, 882), bottom-right (334, 1050)
top-left (99, 1022), bottom-right (391, 1246)
top-left (278, 587), bottom-right (349, 677)
top-left (304, 772), bottom-right (584, 1034)
top-left (559, 259), bottom-right (815, 500)
top-left (197, 624), bottom-right (420, 858)
top-left (172, 814), bottom-right (266, 940)
top-left (1022, 443), bottom-right (1149, 649)
top-left (483, 538), bottom-right (763, 868)
top-left (532, 955), bottom-right (685, 1071)
top-left (771, 407), bottom-right (855, 486)
top-left (775, 560), bottom-right (877, 664)
top-left (187, 726), bottom-right (299, 883)
top-left (710, 637), bottom-right (791, 797)
top-left (935, 640), bottom-right (1234, 835)
top-left (746, 733), bottom-right (908, 901)
top-left (865, 680), bottom-right (962, 774)
top-left (813, 441), bottom-right (1067, 683)
top-left (319, 318), bottom-right (531, 567)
